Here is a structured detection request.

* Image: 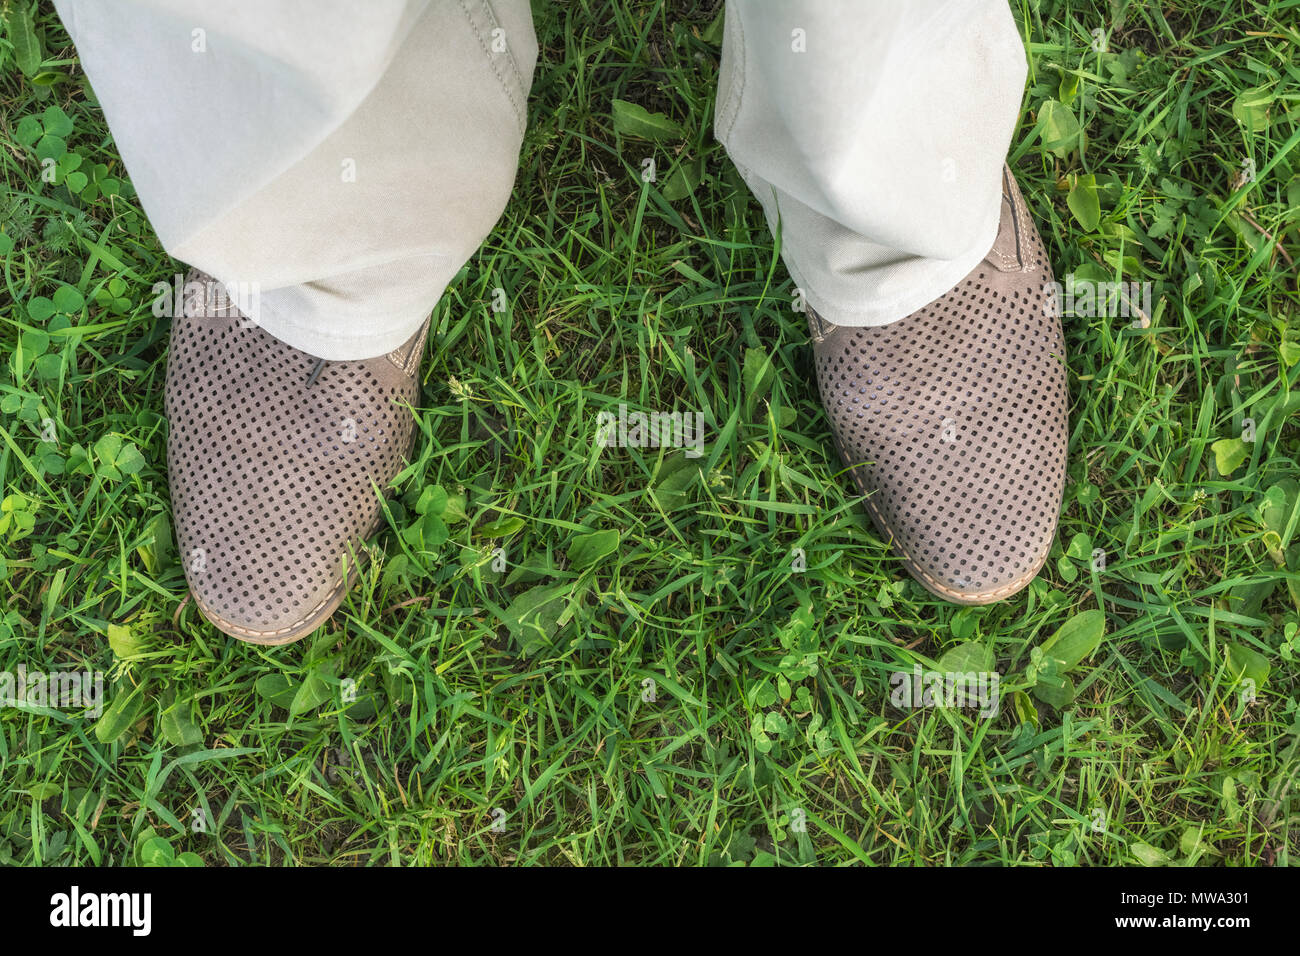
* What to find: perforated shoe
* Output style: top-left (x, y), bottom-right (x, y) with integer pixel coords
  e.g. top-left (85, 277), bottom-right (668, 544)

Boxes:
top-left (165, 269), bottom-right (426, 644)
top-left (809, 168), bottom-right (1068, 604)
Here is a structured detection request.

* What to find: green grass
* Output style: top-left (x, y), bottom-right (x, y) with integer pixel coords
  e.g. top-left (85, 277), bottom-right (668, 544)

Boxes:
top-left (1, 0), bottom-right (1299, 866)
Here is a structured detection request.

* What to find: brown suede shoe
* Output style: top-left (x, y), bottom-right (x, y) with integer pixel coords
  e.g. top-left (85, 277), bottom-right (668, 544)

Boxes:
top-left (165, 269), bottom-right (426, 644)
top-left (809, 167), bottom-right (1068, 604)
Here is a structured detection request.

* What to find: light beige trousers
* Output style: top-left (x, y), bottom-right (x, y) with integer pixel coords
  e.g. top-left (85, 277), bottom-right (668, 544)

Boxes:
top-left (54, 0), bottom-right (1026, 359)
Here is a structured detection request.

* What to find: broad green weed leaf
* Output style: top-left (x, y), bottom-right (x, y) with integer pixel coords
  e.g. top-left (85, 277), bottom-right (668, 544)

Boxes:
top-left (611, 99), bottom-right (684, 141)
top-left (1040, 609), bottom-right (1106, 669)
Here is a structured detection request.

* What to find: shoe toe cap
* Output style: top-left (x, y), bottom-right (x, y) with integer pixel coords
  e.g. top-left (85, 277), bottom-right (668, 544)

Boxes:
top-left (179, 536), bottom-right (355, 643)
top-left (878, 503), bottom-right (1056, 604)
top-left (859, 435), bottom-right (1064, 604)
